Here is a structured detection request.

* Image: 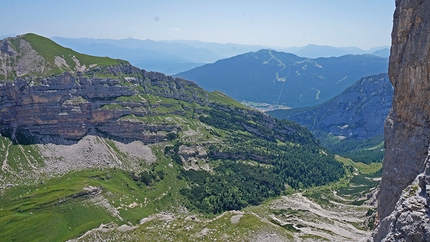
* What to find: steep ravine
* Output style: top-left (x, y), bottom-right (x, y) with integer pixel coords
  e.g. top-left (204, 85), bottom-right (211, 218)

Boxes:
top-left (371, 0), bottom-right (430, 241)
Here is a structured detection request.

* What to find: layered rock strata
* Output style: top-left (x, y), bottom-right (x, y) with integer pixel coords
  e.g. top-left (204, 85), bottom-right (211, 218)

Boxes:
top-left (0, 66), bottom-right (208, 144)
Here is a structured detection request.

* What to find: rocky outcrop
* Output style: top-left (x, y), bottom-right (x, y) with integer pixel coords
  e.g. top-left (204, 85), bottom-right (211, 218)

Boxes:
top-left (370, 160), bottom-right (430, 241)
top-left (379, 0), bottom-right (430, 219)
top-left (372, 0), bottom-right (430, 240)
top-left (0, 37), bottom-right (50, 79)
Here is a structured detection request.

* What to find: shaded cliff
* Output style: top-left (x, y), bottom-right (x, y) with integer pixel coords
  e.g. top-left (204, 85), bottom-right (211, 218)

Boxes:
top-left (372, 0), bottom-right (430, 240)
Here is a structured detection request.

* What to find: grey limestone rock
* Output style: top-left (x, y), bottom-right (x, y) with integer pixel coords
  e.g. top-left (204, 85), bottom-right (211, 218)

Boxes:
top-left (0, 70), bottom-right (204, 145)
top-left (370, 161), bottom-right (430, 241)
top-left (373, 0), bottom-right (430, 240)
top-left (379, 0), bottom-right (430, 220)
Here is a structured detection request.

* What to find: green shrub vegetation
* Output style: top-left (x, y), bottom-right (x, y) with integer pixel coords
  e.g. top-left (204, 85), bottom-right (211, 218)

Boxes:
top-left (166, 102), bottom-right (345, 214)
top-left (315, 132), bottom-right (384, 164)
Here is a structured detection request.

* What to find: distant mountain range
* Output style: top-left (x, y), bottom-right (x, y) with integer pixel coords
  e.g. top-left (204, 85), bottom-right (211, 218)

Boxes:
top-left (176, 49), bottom-right (388, 108)
top-left (51, 37), bottom-right (389, 74)
top-left (51, 37), bottom-right (222, 75)
top-left (288, 44), bottom-right (390, 58)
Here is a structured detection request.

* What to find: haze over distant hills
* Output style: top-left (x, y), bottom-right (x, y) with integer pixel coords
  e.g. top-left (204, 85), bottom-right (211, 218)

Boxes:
top-left (51, 37), bottom-right (389, 74)
top-left (288, 44), bottom-right (390, 58)
top-left (51, 37), bottom-right (222, 75)
top-left (176, 49), bottom-right (388, 108)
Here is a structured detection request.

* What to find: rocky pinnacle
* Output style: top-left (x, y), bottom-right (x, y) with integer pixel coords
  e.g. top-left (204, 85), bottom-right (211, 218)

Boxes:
top-left (379, 0), bottom-right (430, 221)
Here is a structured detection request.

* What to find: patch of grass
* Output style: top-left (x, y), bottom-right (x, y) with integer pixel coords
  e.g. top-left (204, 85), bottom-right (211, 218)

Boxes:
top-left (100, 103), bottom-right (125, 110)
top-left (116, 94), bottom-right (146, 102)
top-left (208, 91), bottom-right (248, 109)
top-left (335, 155), bottom-right (382, 175)
top-left (281, 223), bottom-right (301, 232)
top-left (0, 136), bottom-right (45, 180)
top-left (63, 96), bottom-right (89, 105)
top-left (301, 156), bottom-right (381, 206)
top-left (299, 234), bottom-right (330, 241)
top-left (0, 169), bottom-right (120, 241)
top-left (316, 133), bottom-right (384, 164)
top-left (367, 141), bottom-right (384, 150)
top-left (336, 172), bottom-right (380, 199)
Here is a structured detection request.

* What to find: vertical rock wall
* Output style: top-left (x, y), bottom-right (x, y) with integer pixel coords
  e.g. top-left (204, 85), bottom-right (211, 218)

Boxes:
top-left (379, 0), bottom-right (430, 223)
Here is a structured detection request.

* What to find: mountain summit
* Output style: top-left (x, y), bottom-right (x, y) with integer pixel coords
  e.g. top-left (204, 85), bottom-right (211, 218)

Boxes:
top-left (0, 33), bottom-right (126, 80)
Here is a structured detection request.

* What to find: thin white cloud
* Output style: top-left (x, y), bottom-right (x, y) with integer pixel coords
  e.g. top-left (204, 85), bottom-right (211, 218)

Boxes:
top-left (169, 28), bottom-right (180, 32)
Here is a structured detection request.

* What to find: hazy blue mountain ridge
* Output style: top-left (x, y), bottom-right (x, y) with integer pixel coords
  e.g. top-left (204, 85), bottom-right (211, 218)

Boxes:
top-left (291, 44), bottom-right (390, 58)
top-left (51, 37), bottom-right (222, 74)
top-left (176, 49), bottom-right (388, 108)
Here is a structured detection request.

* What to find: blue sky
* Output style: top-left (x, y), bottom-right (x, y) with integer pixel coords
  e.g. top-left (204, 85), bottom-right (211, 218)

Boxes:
top-left (2, 0), bottom-right (395, 50)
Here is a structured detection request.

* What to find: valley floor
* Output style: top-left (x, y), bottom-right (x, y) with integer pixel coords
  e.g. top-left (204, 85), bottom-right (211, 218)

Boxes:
top-left (66, 191), bottom-right (375, 242)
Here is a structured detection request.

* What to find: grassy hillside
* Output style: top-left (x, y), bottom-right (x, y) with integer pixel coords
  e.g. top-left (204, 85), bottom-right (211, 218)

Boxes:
top-left (0, 138), bottom-right (377, 241)
top-left (22, 33), bottom-right (126, 69)
top-left (0, 150), bottom-right (187, 241)
top-left (0, 82), bottom-right (347, 241)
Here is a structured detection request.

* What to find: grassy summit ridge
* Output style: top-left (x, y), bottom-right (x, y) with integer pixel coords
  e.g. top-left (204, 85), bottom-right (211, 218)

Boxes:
top-left (0, 33), bottom-right (127, 80)
top-left (22, 33), bottom-right (126, 68)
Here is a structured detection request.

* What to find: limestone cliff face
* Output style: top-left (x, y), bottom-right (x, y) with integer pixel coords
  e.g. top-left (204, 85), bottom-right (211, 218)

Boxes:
top-left (379, 0), bottom-right (430, 219)
top-left (372, 0), bottom-right (430, 240)
top-left (0, 66), bottom-right (208, 145)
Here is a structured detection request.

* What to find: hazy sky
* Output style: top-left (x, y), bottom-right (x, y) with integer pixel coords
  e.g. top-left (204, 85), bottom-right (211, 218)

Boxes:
top-left (2, 0), bottom-right (395, 50)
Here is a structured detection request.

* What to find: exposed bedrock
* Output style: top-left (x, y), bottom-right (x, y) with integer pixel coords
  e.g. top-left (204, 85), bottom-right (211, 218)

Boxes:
top-left (371, 0), bottom-right (430, 241)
